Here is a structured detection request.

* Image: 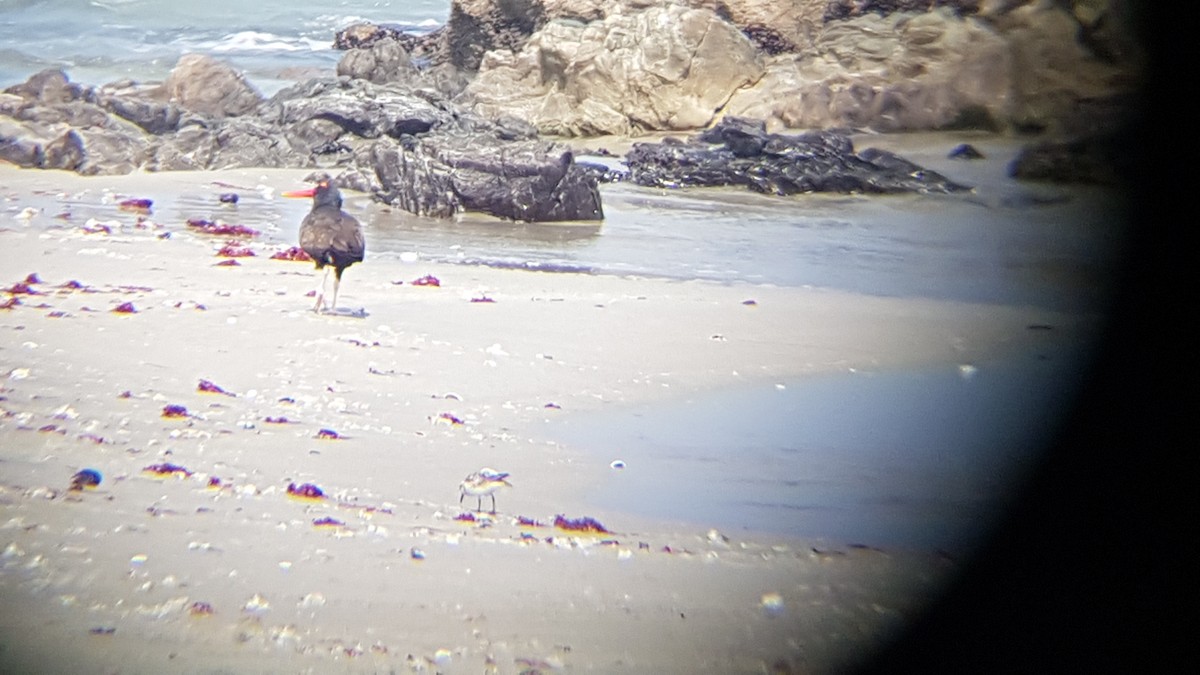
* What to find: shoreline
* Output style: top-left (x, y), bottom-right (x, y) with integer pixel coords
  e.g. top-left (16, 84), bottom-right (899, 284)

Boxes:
top-left (2, 164), bottom-right (1102, 672)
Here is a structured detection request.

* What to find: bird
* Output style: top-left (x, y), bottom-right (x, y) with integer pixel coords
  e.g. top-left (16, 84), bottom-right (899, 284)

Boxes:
top-left (459, 468), bottom-right (512, 513)
top-left (282, 176), bottom-right (365, 313)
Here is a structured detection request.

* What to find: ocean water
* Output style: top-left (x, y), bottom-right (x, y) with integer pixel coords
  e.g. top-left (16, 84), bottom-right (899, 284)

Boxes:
top-left (0, 0), bottom-right (448, 94)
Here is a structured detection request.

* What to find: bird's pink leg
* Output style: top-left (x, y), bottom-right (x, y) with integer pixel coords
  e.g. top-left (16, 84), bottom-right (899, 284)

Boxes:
top-left (313, 267), bottom-right (330, 313)
top-left (330, 274), bottom-right (341, 312)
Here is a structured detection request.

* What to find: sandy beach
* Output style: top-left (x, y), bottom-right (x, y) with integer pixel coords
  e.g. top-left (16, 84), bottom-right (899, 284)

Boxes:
top-left (1, 164), bottom-right (1101, 672)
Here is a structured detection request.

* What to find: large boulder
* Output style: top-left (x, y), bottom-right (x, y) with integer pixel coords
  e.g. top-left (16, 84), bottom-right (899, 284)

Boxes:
top-left (464, 5), bottom-right (765, 135)
top-left (624, 116), bottom-right (970, 195)
top-left (336, 38), bottom-right (415, 84)
top-left (163, 54), bottom-right (263, 118)
top-left (364, 131), bottom-right (603, 221)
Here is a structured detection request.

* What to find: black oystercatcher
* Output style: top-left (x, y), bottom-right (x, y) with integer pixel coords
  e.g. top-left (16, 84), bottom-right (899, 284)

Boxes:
top-left (282, 177), bottom-right (365, 313)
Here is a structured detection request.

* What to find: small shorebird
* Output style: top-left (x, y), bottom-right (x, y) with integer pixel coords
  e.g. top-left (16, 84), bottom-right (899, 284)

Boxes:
top-left (459, 468), bottom-right (512, 513)
top-left (282, 176), bottom-right (365, 314)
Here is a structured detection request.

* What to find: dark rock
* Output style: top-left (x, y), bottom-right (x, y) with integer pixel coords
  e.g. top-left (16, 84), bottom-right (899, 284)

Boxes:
top-left (42, 130), bottom-right (85, 171)
top-left (1007, 132), bottom-right (1125, 185)
top-left (444, 0), bottom-right (547, 72)
top-left (626, 117), bottom-right (970, 195)
top-left (824, 0), bottom-right (982, 22)
top-left (368, 132), bottom-right (603, 221)
top-left (334, 22), bottom-right (408, 50)
top-left (3, 68), bottom-right (85, 104)
top-left (265, 78), bottom-right (448, 142)
top-left (0, 125), bottom-right (43, 167)
top-left (101, 96), bottom-right (185, 135)
top-left (948, 143), bottom-right (985, 159)
top-left (741, 23), bottom-right (798, 55)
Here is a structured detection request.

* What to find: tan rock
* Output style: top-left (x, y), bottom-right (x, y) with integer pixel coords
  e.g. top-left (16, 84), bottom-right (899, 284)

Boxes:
top-left (724, 8), bottom-right (1016, 131)
top-left (465, 5), bottom-right (764, 135)
top-left (163, 54), bottom-right (262, 118)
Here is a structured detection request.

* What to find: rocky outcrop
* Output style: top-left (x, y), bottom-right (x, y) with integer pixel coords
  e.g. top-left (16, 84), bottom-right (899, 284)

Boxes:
top-left (332, 0), bottom-right (1139, 137)
top-left (1, 70), bottom-right (154, 174)
top-left (0, 64), bottom-right (605, 221)
top-left (464, 5), bottom-right (765, 136)
top-left (625, 116), bottom-right (970, 195)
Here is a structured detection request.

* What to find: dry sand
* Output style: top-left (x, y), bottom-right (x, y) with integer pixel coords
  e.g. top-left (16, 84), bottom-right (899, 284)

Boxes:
top-left (1, 165), bottom-right (1099, 673)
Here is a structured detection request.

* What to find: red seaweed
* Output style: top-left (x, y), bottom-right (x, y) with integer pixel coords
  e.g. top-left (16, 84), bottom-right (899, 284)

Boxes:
top-left (287, 482), bottom-right (325, 500)
top-left (270, 246), bottom-right (313, 262)
top-left (186, 218), bottom-right (260, 237)
top-left (112, 302), bottom-right (138, 314)
top-left (470, 295), bottom-right (495, 303)
top-left (312, 516), bottom-right (345, 528)
top-left (436, 412), bottom-right (464, 426)
top-left (216, 244), bottom-right (255, 258)
top-left (24, 273), bottom-right (41, 284)
top-left (118, 198), bottom-right (153, 212)
top-left (263, 416), bottom-right (291, 424)
top-left (61, 280), bottom-right (87, 290)
top-left (454, 512), bottom-right (477, 522)
top-left (197, 379), bottom-right (234, 396)
top-left (189, 602), bottom-right (215, 616)
top-left (315, 428), bottom-right (342, 440)
top-left (142, 463), bottom-right (192, 478)
top-left (214, 259), bottom-right (241, 267)
top-left (80, 222), bottom-right (112, 235)
top-left (517, 516), bottom-right (543, 528)
top-left (0, 297), bottom-right (19, 310)
top-left (161, 404), bottom-right (189, 418)
top-left (5, 281), bottom-right (41, 295)
top-left (553, 515), bottom-right (612, 534)
top-left (411, 275), bottom-right (440, 287)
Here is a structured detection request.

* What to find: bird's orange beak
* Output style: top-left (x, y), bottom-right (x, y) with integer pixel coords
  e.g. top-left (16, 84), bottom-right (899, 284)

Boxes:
top-left (281, 187), bottom-right (316, 198)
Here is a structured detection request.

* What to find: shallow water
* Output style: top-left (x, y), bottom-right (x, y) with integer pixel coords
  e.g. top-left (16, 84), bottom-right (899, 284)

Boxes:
top-left (6, 137), bottom-right (1126, 313)
top-left (363, 133), bottom-right (1126, 312)
top-left (550, 345), bottom-right (1090, 553)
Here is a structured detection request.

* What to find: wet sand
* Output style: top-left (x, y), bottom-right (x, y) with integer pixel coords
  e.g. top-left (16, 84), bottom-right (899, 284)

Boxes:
top-left (1, 164), bottom-right (1101, 672)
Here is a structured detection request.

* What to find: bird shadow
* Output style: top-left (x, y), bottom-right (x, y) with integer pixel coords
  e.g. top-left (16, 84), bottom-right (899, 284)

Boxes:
top-left (319, 307), bottom-right (369, 318)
